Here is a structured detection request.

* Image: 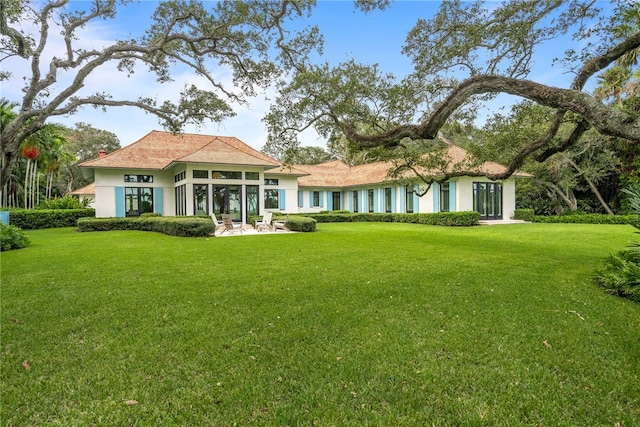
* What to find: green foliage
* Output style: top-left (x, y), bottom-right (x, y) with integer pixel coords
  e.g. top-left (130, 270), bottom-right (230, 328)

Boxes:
top-left (7, 208), bottom-right (95, 229)
top-left (77, 217), bottom-right (215, 237)
top-left (532, 214), bottom-right (640, 225)
top-left (513, 209), bottom-right (535, 221)
top-left (140, 212), bottom-right (162, 218)
top-left (594, 249), bottom-right (640, 302)
top-left (283, 216), bottom-right (316, 232)
top-left (304, 211), bottom-right (480, 226)
top-left (37, 194), bottom-right (89, 210)
top-left (0, 224), bottom-right (30, 251)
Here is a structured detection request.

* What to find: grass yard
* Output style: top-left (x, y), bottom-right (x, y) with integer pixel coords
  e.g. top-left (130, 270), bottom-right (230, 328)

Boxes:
top-left (1, 223), bottom-right (639, 426)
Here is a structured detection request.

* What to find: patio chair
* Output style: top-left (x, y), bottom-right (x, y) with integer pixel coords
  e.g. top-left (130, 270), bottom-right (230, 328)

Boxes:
top-left (255, 211), bottom-right (273, 232)
top-left (210, 213), bottom-right (225, 234)
top-left (220, 214), bottom-right (244, 235)
top-left (273, 215), bottom-right (289, 231)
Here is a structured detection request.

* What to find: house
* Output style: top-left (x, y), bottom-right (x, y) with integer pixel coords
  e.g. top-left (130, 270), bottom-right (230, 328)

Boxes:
top-left (80, 130), bottom-right (529, 222)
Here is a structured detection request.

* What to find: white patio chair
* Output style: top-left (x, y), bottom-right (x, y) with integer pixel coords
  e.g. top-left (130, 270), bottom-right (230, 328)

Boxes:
top-left (255, 211), bottom-right (273, 232)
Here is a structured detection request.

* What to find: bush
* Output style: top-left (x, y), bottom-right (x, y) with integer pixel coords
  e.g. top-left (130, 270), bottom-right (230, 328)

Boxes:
top-left (77, 217), bottom-right (216, 237)
top-left (37, 195), bottom-right (89, 210)
top-left (285, 216), bottom-right (317, 232)
top-left (533, 214), bottom-right (640, 225)
top-left (513, 209), bottom-right (535, 222)
top-left (0, 224), bottom-right (31, 251)
top-left (594, 248), bottom-right (640, 302)
top-left (300, 211), bottom-right (480, 226)
top-left (6, 209), bottom-right (96, 229)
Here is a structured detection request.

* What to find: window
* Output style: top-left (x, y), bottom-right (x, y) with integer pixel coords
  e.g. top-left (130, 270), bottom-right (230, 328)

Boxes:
top-left (212, 171), bottom-right (241, 180)
top-left (246, 185), bottom-right (259, 217)
top-left (193, 170), bottom-right (208, 179)
top-left (312, 191), bottom-right (320, 207)
top-left (194, 184), bottom-right (208, 215)
top-left (368, 189), bottom-right (374, 213)
top-left (352, 191), bottom-right (359, 213)
top-left (332, 192), bottom-right (341, 211)
top-left (125, 174), bottom-right (153, 183)
top-left (406, 187), bottom-right (415, 213)
top-left (125, 187), bottom-right (153, 216)
top-left (264, 178), bottom-right (279, 186)
top-left (174, 171), bottom-right (186, 183)
top-left (264, 189), bottom-right (279, 209)
top-left (245, 172), bottom-right (259, 180)
top-left (384, 188), bottom-right (392, 213)
top-left (175, 184), bottom-right (187, 215)
top-left (440, 182), bottom-right (450, 212)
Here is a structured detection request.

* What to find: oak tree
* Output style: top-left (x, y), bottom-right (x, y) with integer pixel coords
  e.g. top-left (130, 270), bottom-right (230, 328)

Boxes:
top-left (0, 0), bottom-right (319, 195)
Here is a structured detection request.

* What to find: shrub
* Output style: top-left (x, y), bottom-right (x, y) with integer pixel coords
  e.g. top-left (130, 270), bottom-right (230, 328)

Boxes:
top-left (285, 216), bottom-right (317, 232)
top-left (594, 248), bottom-right (640, 302)
top-left (533, 214), bottom-right (640, 225)
top-left (7, 209), bottom-right (96, 229)
top-left (513, 209), bottom-right (534, 221)
top-left (77, 217), bottom-right (215, 237)
top-left (300, 211), bottom-right (480, 226)
top-left (37, 195), bottom-right (89, 210)
top-left (0, 224), bottom-right (31, 251)
top-left (140, 212), bottom-right (162, 218)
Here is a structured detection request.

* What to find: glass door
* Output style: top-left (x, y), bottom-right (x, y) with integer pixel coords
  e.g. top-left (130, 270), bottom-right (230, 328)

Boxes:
top-left (473, 182), bottom-right (502, 220)
top-left (213, 185), bottom-right (243, 221)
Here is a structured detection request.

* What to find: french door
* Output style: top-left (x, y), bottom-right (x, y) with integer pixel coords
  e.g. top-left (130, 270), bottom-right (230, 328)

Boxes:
top-left (213, 185), bottom-right (242, 221)
top-left (473, 182), bottom-right (502, 220)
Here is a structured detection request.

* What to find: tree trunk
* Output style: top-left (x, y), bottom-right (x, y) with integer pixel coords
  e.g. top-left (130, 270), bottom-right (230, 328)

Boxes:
top-left (544, 181), bottom-right (578, 211)
top-left (568, 159), bottom-right (614, 215)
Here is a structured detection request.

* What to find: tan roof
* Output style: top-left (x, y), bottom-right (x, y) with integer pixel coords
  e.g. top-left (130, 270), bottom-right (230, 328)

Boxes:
top-left (80, 130), bottom-right (280, 170)
top-left (70, 182), bottom-right (95, 195)
top-left (296, 145), bottom-right (531, 188)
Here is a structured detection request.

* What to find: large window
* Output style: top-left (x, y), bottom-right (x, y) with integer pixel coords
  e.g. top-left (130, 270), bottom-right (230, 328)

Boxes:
top-left (245, 172), bottom-right (260, 180)
top-left (384, 187), bottom-right (392, 213)
top-left (312, 191), bottom-right (321, 207)
top-left (332, 192), bottom-right (341, 211)
top-left (264, 189), bottom-right (279, 209)
top-left (194, 184), bottom-right (208, 215)
top-left (352, 191), bottom-right (359, 213)
top-left (406, 187), bottom-right (414, 213)
top-left (125, 187), bottom-right (153, 216)
top-left (175, 184), bottom-right (187, 215)
top-left (439, 182), bottom-right (450, 212)
top-left (368, 189), bottom-right (374, 213)
top-left (246, 185), bottom-right (259, 217)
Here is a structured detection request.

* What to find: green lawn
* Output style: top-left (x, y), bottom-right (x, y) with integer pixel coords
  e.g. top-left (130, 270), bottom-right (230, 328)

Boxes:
top-left (1, 223), bottom-right (638, 426)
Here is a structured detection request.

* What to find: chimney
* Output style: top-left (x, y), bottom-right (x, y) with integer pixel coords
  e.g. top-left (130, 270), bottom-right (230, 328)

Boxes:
top-left (99, 150), bottom-right (106, 158)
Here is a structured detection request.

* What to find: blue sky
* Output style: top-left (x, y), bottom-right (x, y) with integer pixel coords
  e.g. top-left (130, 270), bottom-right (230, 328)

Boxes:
top-left (2, 1), bottom-right (609, 151)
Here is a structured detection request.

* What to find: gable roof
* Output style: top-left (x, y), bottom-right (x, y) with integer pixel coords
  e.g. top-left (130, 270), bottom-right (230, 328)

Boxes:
top-left (295, 144), bottom-right (531, 188)
top-left (80, 130), bottom-right (280, 170)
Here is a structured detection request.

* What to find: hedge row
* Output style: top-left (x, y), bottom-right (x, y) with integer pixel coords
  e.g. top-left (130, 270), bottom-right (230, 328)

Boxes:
top-left (532, 213), bottom-right (640, 225)
top-left (3, 209), bottom-right (96, 229)
top-left (513, 209), bottom-right (535, 222)
top-left (77, 217), bottom-right (216, 237)
top-left (291, 211), bottom-right (481, 226)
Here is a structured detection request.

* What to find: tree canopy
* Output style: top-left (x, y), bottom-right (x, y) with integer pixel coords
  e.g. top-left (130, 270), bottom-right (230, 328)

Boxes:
top-left (0, 0), bottom-right (320, 192)
top-left (264, 0), bottom-right (640, 189)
